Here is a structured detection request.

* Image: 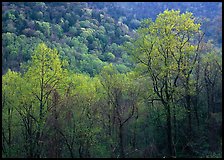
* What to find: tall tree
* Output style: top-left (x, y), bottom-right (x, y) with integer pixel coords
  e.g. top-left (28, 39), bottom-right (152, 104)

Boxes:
top-left (127, 10), bottom-right (203, 157)
top-left (99, 64), bottom-right (139, 158)
top-left (23, 43), bottom-right (67, 157)
top-left (2, 70), bottom-right (22, 157)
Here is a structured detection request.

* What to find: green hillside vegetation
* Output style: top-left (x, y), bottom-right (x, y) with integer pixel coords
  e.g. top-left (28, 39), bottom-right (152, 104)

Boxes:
top-left (2, 2), bottom-right (133, 75)
top-left (2, 2), bottom-right (222, 158)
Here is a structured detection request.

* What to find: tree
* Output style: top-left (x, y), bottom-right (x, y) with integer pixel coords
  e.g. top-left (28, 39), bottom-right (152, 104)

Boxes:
top-left (103, 52), bottom-right (115, 62)
top-left (53, 72), bottom-right (102, 158)
top-left (202, 49), bottom-right (222, 115)
top-left (99, 64), bottom-right (139, 158)
top-left (2, 70), bottom-right (23, 157)
top-left (2, 2), bottom-right (222, 158)
top-left (127, 10), bottom-right (204, 157)
top-left (24, 43), bottom-right (67, 157)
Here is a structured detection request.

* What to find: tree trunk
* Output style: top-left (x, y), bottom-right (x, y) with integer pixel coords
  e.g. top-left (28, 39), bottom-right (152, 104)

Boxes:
top-left (194, 61), bottom-right (200, 127)
top-left (173, 104), bottom-right (177, 156)
top-left (186, 94), bottom-right (192, 137)
top-left (119, 125), bottom-right (125, 158)
top-left (193, 96), bottom-right (200, 128)
top-left (8, 107), bottom-right (12, 157)
top-left (166, 104), bottom-right (173, 157)
top-left (79, 145), bottom-right (83, 158)
top-left (36, 63), bottom-right (45, 158)
top-left (211, 84), bottom-right (215, 113)
top-left (28, 116), bottom-right (34, 158)
top-left (132, 118), bottom-right (137, 149)
top-left (108, 114), bottom-right (115, 158)
top-left (206, 83), bottom-right (211, 118)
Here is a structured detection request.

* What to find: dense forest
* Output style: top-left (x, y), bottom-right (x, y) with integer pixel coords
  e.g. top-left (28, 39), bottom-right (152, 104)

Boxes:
top-left (2, 2), bottom-right (222, 158)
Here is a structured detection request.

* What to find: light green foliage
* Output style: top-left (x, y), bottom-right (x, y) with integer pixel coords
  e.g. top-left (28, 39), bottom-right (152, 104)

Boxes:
top-left (128, 10), bottom-right (202, 101)
top-left (70, 37), bottom-right (88, 54)
top-left (201, 45), bottom-right (222, 76)
top-left (58, 72), bottom-right (103, 157)
top-left (2, 69), bottom-right (23, 112)
top-left (22, 43), bottom-right (68, 140)
top-left (79, 54), bottom-right (107, 76)
top-left (115, 64), bottom-right (131, 73)
top-left (2, 69), bottom-right (26, 157)
top-left (25, 43), bottom-right (67, 90)
top-left (2, 43), bottom-right (69, 157)
top-left (124, 10), bottom-right (215, 158)
top-left (2, 3), bottom-right (222, 158)
top-left (99, 64), bottom-right (139, 139)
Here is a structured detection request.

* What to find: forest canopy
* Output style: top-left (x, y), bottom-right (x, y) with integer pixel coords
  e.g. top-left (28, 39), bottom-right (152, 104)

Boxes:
top-left (2, 2), bottom-right (222, 158)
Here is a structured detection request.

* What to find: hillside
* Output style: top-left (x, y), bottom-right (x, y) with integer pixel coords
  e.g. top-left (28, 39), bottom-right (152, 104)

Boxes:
top-left (2, 2), bottom-right (222, 75)
top-left (89, 2), bottom-right (222, 45)
top-left (2, 2), bottom-right (133, 75)
top-left (2, 2), bottom-right (222, 158)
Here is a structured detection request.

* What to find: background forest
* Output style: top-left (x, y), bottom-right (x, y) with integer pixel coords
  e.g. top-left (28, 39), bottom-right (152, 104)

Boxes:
top-left (2, 2), bottom-right (222, 158)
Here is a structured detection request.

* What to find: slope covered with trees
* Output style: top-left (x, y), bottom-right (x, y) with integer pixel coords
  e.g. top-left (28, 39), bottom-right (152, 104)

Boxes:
top-left (2, 2), bottom-right (222, 158)
top-left (89, 2), bottom-right (222, 47)
top-left (2, 2), bottom-right (133, 75)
